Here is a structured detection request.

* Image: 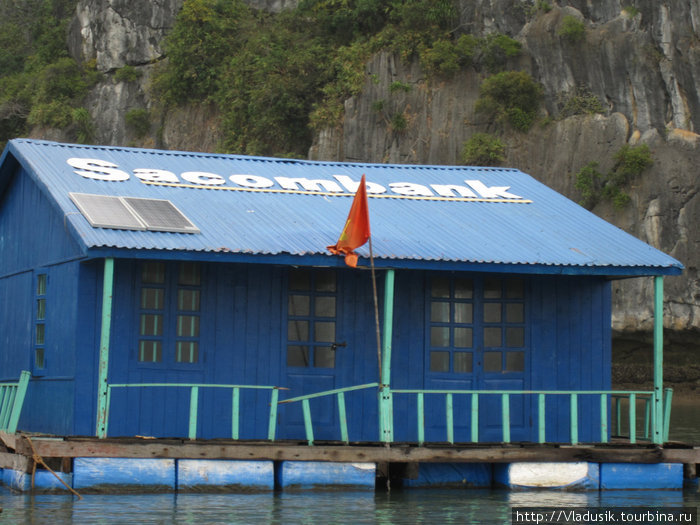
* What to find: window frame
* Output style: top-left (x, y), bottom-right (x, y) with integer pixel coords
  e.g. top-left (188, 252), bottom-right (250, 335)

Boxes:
top-left (426, 274), bottom-right (528, 378)
top-left (32, 270), bottom-right (48, 376)
top-left (135, 261), bottom-right (205, 370)
top-left (285, 268), bottom-right (339, 371)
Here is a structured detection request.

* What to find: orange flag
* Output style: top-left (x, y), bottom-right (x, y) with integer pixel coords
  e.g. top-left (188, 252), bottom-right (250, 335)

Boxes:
top-left (327, 174), bottom-right (371, 267)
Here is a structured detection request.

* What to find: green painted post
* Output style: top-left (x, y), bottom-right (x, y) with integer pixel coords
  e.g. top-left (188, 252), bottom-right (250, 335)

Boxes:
top-left (629, 393), bottom-right (636, 443)
top-left (502, 394), bottom-right (510, 443)
top-left (600, 393), bottom-right (608, 443)
top-left (7, 371), bottom-right (30, 433)
top-left (0, 387), bottom-right (11, 429)
top-left (644, 397), bottom-right (651, 439)
top-left (188, 386), bottom-right (199, 440)
top-left (570, 393), bottom-right (578, 445)
top-left (615, 397), bottom-right (621, 436)
top-left (417, 393), bottom-right (425, 446)
top-left (104, 386), bottom-right (112, 437)
top-left (337, 392), bottom-right (349, 444)
top-left (302, 399), bottom-right (314, 446)
top-left (538, 393), bottom-right (546, 443)
top-left (232, 387), bottom-right (240, 440)
top-left (96, 258), bottom-right (114, 438)
top-left (471, 394), bottom-right (479, 443)
top-left (653, 276), bottom-right (664, 445)
top-left (663, 388), bottom-right (673, 443)
top-left (446, 393), bottom-right (454, 444)
top-left (267, 388), bottom-right (279, 441)
top-left (379, 269), bottom-right (395, 443)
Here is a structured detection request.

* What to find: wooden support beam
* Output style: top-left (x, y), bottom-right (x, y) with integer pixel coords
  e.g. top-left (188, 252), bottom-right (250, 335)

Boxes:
top-left (0, 451), bottom-right (32, 472)
top-left (11, 438), bottom-right (700, 465)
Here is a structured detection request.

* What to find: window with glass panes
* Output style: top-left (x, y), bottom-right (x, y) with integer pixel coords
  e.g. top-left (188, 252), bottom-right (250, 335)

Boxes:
top-left (428, 276), bottom-right (526, 374)
top-left (138, 261), bottom-right (201, 365)
top-left (482, 278), bottom-right (526, 373)
top-left (429, 276), bottom-right (474, 373)
top-left (34, 273), bottom-right (47, 372)
top-left (287, 268), bottom-right (337, 369)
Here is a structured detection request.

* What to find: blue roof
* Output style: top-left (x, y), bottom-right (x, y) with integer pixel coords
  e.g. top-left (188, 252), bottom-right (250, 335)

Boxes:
top-left (0, 139), bottom-right (683, 276)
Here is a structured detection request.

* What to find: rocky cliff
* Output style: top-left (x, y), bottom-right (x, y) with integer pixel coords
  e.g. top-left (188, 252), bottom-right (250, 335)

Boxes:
top-left (52, 0), bottom-right (700, 346)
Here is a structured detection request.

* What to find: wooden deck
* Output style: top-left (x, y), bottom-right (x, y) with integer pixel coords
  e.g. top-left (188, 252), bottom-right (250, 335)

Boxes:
top-left (1, 432), bottom-right (698, 473)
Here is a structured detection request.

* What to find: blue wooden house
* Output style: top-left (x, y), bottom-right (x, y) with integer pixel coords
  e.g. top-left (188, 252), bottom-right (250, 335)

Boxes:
top-left (0, 139), bottom-right (682, 445)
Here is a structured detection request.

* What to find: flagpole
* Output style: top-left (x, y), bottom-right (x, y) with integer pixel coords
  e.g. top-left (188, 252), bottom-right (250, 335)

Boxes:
top-left (368, 235), bottom-right (382, 384)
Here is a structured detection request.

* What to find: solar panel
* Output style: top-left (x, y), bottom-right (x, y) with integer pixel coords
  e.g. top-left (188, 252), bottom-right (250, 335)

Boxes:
top-left (69, 193), bottom-right (199, 234)
top-left (123, 197), bottom-right (200, 233)
top-left (69, 193), bottom-right (146, 230)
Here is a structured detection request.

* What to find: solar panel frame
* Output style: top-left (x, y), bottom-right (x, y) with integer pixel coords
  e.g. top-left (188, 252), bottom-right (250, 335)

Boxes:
top-left (69, 193), bottom-right (146, 230)
top-left (123, 197), bottom-right (200, 234)
top-left (69, 193), bottom-right (200, 234)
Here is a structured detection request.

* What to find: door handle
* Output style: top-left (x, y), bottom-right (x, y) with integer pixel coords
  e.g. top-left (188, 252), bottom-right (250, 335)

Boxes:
top-left (330, 342), bottom-right (347, 351)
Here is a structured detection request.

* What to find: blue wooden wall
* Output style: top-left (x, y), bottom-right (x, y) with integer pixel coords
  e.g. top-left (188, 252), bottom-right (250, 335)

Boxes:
top-left (0, 165), bottom-right (85, 434)
top-left (103, 263), bottom-right (612, 443)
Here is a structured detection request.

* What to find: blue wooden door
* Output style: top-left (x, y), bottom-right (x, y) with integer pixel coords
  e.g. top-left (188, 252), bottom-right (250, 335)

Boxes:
top-left (278, 267), bottom-right (349, 441)
top-left (424, 275), bottom-right (530, 443)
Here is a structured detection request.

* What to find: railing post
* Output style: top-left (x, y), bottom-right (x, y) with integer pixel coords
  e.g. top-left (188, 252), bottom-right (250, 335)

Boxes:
top-left (96, 257), bottom-right (114, 439)
top-left (629, 393), bottom-right (636, 443)
top-left (7, 370), bottom-right (30, 433)
top-left (653, 275), bottom-right (664, 444)
top-left (302, 399), bottom-right (314, 446)
top-left (232, 387), bottom-right (240, 440)
top-left (417, 393), bottom-right (425, 446)
top-left (104, 385), bottom-right (112, 438)
top-left (337, 392), bottom-right (349, 444)
top-left (446, 393), bottom-right (454, 444)
top-left (538, 393), bottom-right (546, 443)
top-left (644, 397), bottom-right (651, 439)
top-left (471, 393), bottom-right (479, 443)
top-left (268, 388), bottom-right (279, 441)
top-left (663, 388), bottom-right (673, 443)
top-left (0, 386), bottom-right (11, 429)
top-left (599, 393), bottom-right (608, 443)
top-left (570, 393), bottom-right (578, 445)
top-left (502, 394), bottom-right (510, 443)
top-left (188, 386), bottom-right (199, 440)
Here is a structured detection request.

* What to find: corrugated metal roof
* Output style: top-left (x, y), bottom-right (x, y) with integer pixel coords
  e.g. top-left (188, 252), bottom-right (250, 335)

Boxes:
top-left (0, 139), bottom-right (683, 275)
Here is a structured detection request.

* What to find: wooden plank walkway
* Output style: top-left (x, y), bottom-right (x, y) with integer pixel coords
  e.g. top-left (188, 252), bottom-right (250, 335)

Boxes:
top-left (0, 433), bottom-right (697, 472)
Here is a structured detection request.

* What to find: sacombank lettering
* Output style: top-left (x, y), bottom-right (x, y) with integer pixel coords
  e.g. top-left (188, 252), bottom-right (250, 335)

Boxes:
top-left (67, 157), bottom-right (531, 203)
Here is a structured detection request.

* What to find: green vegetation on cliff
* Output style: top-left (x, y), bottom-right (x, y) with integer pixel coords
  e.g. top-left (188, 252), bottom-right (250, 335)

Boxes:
top-left (0, 0), bottom-right (531, 158)
top-left (0, 0), bottom-right (93, 150)
top-left (152, 0), bottom-right (528, 157)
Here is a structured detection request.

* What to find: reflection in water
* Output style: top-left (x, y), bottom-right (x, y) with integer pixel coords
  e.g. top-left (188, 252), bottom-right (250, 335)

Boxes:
top-left (0, 488), bottom-right (696, 525)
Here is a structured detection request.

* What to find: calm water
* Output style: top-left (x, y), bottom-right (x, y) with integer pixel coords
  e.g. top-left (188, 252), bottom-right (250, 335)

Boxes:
top-left (1, 488), bottom-right (698, 524)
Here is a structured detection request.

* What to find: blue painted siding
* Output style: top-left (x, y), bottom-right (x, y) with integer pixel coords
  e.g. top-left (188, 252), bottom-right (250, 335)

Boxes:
top-left (0, 165), bottom-right (83, 276)
top-left (530, 276), bottom-right (612, 443)
top-left (0, 164), bottom-right (86, 434)
top-left (0, 272), bottom-right (33, 378)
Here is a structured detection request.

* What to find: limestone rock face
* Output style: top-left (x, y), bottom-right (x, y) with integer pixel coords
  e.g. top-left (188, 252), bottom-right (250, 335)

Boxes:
top-left (68, 0), bottom-right (184, 72)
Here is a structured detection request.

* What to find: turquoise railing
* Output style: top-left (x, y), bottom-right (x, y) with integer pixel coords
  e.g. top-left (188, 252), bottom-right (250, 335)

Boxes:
top-left (101, 382), bottom-right (674, 445)
top-left (0, 370), bottom-right (30, 433)
top-left (277, 383), bottom-right (379, 445)
top-left (103, 383), bottom-right (285, 440)
top-left (280, 385), bottom-right (674, 445)
top-left (611, 388), bottom-right (673, 443)
top-left (391, 388), bottom-right (673, 445)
